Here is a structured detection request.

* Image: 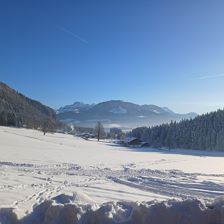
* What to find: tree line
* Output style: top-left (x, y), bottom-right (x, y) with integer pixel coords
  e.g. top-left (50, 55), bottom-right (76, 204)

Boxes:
top-left (131, 109), bottom-right (224, 151)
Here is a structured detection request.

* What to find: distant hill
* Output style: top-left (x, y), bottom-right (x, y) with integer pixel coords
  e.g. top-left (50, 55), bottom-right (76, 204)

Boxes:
top-left (57, 100), bottom-right (198, 130)
top-left (0, 82), bottom-right (56, 128)
top-left (131, 109), bottom-right (224, 151)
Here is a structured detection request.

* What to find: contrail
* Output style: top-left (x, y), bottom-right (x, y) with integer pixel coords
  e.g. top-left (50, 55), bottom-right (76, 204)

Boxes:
top-left (196, 73), bottom-right (224, 80)
top-left (58, 26), bottom-right (88, 44)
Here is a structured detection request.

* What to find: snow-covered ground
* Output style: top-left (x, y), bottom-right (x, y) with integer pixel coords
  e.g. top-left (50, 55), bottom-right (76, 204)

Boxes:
top-left (0, 126), bottom-right (224, 223)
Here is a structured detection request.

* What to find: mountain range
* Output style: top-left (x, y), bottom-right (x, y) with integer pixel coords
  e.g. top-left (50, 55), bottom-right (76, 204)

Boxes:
top-left (0, 82), bottom-right (198, 131)
top-left (57, 100), bottom-right (198, 130)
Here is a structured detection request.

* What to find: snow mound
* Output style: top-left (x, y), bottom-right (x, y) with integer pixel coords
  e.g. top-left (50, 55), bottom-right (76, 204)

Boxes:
top-left (1, 194), bottom-right (224, 224)
top-left (52, 194), bottom-right (76, 204)
top-left (52, 192), bottom-right (96, 205)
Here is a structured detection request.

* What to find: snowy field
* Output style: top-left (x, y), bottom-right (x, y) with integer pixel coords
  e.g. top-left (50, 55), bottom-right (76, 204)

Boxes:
top-left (0, 126), bottom-right (224, 223)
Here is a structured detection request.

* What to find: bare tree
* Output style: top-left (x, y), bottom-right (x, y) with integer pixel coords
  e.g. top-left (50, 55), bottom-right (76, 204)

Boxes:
top-left (95, 121), bottom-right (105, 141)
top-left (41, 118), bottom-right (55, 135)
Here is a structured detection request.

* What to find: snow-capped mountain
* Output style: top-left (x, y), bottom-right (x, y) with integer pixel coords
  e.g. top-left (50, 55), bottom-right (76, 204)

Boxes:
top-left (57, 102), bottom-right (94, 114)
top-left (57, 100), bottom-right (197, 130)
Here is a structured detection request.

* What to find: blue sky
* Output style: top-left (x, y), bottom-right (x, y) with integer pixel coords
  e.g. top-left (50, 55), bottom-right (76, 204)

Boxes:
top-left (0, 0), bottom-right (224, 114)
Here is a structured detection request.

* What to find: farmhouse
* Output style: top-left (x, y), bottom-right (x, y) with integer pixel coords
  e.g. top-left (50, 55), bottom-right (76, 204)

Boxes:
top-left (127, 138), bottom-right (142, 146)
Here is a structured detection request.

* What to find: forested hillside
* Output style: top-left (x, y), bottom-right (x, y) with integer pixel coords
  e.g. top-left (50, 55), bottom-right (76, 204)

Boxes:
top-left (131, 109), bottom-right (224, 151)
top-left (0, 82), bottom-right (56, 129)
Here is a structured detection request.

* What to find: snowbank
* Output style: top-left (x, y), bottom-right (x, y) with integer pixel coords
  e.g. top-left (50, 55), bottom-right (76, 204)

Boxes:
top-left (1, 194), bottom-right (224, 224)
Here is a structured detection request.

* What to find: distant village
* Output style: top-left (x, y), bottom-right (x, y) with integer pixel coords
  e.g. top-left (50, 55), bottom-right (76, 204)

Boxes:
top-left (72, 125), bottom-right (149, 148)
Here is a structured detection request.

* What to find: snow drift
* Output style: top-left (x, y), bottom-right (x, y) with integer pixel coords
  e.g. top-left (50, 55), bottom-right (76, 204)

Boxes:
top-left (1, 194), bottom-right (224, 224)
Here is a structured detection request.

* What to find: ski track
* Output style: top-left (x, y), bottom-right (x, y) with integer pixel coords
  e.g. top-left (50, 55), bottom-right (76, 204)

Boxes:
top-left (1, 160), bottom-right (224, 211)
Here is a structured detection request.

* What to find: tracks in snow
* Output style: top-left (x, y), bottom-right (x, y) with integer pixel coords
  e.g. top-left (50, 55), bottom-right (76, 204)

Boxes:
top-left (0, 161), bottom-right (224, 209)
